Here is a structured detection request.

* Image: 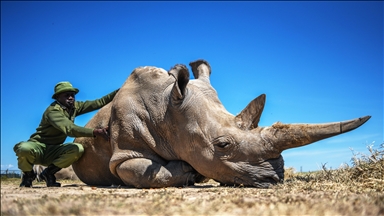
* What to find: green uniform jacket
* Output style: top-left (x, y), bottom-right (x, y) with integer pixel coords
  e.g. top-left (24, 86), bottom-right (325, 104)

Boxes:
top-left (28, 90), bottom-right (118, 145)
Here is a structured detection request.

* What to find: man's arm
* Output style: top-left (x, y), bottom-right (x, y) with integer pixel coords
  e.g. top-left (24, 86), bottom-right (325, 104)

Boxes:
top-left (47, 109), bottom-right (94, 138)
top-left (47, 109), bottom-right (110, 140)
top-left (76, 89), bottom-right (119, 115)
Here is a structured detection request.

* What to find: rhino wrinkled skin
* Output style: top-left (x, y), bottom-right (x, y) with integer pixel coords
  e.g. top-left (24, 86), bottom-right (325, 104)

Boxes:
top-left (72, 60), bottom-right (370, 188)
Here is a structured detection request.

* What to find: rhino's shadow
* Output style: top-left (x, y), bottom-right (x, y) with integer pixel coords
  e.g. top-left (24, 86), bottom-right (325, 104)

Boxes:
top-left (60, 183), bottom-right (219, 189)
top-left (61, 184), bottom-right (88, 188)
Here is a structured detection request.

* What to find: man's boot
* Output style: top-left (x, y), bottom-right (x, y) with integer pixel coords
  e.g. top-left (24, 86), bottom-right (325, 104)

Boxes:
top-left (20, 171), bottom-right (36, 187)
top-left (39, 164), bottom-right (62, 187)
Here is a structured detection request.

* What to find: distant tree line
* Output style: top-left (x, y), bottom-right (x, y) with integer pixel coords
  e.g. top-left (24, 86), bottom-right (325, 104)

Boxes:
top-left (1, 169), bottom-right (21, 178)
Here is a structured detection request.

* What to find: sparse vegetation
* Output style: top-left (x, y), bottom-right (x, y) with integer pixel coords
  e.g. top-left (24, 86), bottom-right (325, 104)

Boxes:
top-left (283, 143), bottom-right (383, 192)
top-left (2, 143), bottom-right (383, 215)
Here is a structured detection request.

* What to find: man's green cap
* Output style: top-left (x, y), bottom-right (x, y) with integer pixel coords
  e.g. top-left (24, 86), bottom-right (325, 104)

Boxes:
top-left (52, 81), bottom-right (79, 99)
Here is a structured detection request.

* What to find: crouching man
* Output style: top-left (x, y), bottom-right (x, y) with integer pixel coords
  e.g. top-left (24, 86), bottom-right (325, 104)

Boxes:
top-left (14, 81), bottom-right (118, 187)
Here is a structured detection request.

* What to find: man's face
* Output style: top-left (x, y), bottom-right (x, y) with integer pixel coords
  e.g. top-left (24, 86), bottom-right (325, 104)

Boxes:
top-left (56, 91), bottom-right (76, 109)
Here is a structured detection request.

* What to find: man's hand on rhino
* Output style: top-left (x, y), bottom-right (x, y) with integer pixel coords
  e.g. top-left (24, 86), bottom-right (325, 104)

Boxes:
top-left (93, 127), bottom-right (109, 141)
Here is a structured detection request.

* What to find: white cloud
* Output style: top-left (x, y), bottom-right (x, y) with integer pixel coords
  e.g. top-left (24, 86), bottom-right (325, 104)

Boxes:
top-left (282, 144), bottom-right (378, 172)
top-left (324, 133), bottom-right (380, 144)
top-left (282, 148), bottom-right (350, 158)
top-left (1, 164), bottom-right (15, 169)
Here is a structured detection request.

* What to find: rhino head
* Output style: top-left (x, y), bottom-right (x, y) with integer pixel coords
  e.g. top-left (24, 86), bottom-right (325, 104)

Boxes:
top-left (72, 60), bottom-right (370, 188)
top-left (160, 60), bottom-right (370, 187)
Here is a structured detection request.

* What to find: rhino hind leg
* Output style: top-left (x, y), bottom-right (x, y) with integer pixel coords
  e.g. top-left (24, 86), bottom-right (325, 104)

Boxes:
top-left (115, 158), bottom-right (201, 188)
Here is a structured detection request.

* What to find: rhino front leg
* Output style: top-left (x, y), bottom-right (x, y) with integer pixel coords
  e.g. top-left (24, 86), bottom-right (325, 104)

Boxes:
top-left (116, 158), bottom-right (199, 188)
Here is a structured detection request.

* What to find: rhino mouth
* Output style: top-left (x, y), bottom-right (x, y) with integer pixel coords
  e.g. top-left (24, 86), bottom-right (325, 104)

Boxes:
top-left (214, 155), bottom-right (284, 188)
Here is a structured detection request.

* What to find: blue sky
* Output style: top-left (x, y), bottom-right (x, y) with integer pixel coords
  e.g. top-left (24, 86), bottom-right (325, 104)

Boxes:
top-left (1, 1), bottom-right (383, 173)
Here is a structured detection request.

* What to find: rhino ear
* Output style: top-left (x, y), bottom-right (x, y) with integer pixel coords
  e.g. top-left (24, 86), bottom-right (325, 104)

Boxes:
top-left (235, 94), bottom-right (266, 130)
top-left (169, 64), bottom-right (190, 101)
top-left (189, 59), bottom-right (211, 83)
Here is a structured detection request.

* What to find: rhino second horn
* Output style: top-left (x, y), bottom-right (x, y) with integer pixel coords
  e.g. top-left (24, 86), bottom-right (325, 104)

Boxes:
top-left (189, 59), bottom-right (211, 82)
top-left (263, 115), bottom-right (371, 152)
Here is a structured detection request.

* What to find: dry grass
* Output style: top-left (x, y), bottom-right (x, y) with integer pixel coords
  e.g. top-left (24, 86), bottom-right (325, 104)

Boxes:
top-left (283, 143), bottom-right (383, 192)
top-left (1, 143), bottom-right (383, 215)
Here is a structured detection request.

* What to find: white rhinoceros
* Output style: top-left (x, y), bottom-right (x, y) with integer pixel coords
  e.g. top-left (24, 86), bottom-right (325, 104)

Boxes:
top-left (72, 60), bottom-right (370, 188)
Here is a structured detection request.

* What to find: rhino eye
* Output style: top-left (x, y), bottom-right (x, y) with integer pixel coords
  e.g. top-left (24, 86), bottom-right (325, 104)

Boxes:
top-left (212, 136), bottom-right (234, 149)
top-left (217, 142), bottom-right (230, 148)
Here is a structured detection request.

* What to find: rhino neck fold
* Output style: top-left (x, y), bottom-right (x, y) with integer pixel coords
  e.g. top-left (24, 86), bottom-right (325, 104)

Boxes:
top-left (261, 116), bottom-right (371, 152)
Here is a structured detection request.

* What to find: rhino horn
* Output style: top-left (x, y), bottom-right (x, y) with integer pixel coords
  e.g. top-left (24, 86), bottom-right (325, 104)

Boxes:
top-left (169, 64), bottom-right (190, 101)
top-left (235, 94), bottom-right (266, 130)
top-left (189, 59), bottom-right (211, 82)
top-left (263, 115), bottom-right (371, 152)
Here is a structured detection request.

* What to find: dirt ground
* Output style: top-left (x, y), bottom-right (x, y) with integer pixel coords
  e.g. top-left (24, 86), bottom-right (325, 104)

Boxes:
top-left (1, 178), bottom-right (383, 216)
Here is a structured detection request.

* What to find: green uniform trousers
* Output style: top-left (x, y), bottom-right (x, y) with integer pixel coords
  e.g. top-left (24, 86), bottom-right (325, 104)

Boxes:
top-left (13, 141), bottom-right (84, 172)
